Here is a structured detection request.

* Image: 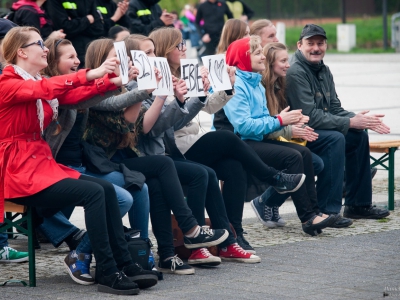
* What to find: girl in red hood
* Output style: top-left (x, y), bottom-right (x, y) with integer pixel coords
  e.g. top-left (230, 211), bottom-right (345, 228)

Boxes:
top-left (223, 36), bottom-right (338, 236)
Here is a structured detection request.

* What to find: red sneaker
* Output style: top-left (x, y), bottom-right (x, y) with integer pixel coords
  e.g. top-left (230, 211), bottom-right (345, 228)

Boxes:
top-left (188, 248), bottom-right (221, 266)
top-left (219, 243), bottom-right (261, 263)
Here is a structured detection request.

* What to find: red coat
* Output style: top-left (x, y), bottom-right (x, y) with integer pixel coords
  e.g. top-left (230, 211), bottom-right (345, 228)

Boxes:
top-left (0, 66), bottom-right (117, 222)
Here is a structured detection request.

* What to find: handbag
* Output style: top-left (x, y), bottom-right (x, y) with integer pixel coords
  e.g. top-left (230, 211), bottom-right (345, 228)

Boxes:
top-left (125, 229), bottom-right (153, 271)
top-left (276, 136), bottom-right (307, 146)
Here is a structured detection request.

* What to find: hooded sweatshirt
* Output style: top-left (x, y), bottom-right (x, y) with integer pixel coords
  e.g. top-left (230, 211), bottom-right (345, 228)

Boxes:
top-left (223, 37), bottom-right (282, 141)
top-left (11, 0), bottom-right (53, 38)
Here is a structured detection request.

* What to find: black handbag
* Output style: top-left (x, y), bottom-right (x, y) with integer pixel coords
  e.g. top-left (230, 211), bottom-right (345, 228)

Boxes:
top-left (125, 229), bottom-right (152, 271)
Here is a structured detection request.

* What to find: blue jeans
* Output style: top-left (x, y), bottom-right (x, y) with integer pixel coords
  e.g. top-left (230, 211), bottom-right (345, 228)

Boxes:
top-left (39, 166), bottom-right (149, 253)
top-left (306, 130), bottom-right (371, 214)
top-left (261, 152), bottom-right (324, 209)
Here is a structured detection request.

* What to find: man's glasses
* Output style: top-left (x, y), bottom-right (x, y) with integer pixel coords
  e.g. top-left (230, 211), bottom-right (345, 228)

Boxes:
top-left (21, 40), bottom-right (45, 50)
top-left (176, 39), bottom-right (186, 51)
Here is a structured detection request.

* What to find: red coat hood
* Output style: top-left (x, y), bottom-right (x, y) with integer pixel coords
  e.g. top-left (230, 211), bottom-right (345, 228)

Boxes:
top-left (225, 37), bottom-right (252, 72)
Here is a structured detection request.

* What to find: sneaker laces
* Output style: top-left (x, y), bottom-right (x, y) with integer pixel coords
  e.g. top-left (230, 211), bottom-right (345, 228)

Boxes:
top-left (199, 247), bottom-right (212, 257)
top-left (4, 246), bottom-right (18, 253)
top-left (169, 255), bottom-right (184, 272)
top-left (264, 205), bottom-right (273, 221)
top-left (232, 243), bottom-right (248, 255)
top-left (272, 206), bottom-right (281, 221)
top-left (199, 225), bottom-right (213, 237)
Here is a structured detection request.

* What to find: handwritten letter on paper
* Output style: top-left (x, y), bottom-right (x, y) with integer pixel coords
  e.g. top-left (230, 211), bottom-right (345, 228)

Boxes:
top-left (113, 41), bottom-right (129, 85)
top-left (201, 54), bottom-right (232, 91)
top-left (180, 59), bottom-right (205, 97)
top-left (130, 50), bottom-right (157, 90)
top-left (150, 57), bottom-right (174, 96)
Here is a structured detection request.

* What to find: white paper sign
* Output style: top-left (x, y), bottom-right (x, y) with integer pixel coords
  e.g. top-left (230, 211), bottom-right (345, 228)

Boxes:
top-left (113, 41), bottom-right (129, 85)
top-left (201, 54), bottom-right (232, 91)
top-left (130, 50), bottom-right (157, 90)
top-left (180, 59), bottom-right (205, 97)
top-left (150, 57), bottom-right (174, 96)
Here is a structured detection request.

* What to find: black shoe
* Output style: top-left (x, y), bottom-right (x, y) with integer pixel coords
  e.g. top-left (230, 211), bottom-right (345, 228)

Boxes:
top-left (343, 205), bottom-right (390, 219)
top-left (66, 229), bottom-right (86, 251)
top-left (157, 255), bottom-right (195, 275)
top-left (302, 215), bottom-right (336, 236)
top-left (236, 233), bottom-right (256, 254)
top-left (97, 271), bottom-right (139, 295)
top-left (272, 171), bottom-right (306, 194)
top-left (121, 263), bottom-right (158, 289)
top-left (183, 226), bottom-right (228, 249)
top-left (329, 215), bottom-right (353, 228)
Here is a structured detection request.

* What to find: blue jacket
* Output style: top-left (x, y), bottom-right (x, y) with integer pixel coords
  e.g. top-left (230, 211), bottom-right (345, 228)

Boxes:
top-left (223, 69), bottom-right (282, 141)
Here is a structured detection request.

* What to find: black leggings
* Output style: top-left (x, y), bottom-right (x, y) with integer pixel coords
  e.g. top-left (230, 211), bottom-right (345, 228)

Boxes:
top-left (120, 155), bottom-right (198, 260)
top-left (245, 139), bottom-right (318, 222)
top-left (184, 130), bottom-right (280, 233)
top-left (9, 175), bottom-right (131, 273)
top-left (174, 158), bottom-right (236, 247)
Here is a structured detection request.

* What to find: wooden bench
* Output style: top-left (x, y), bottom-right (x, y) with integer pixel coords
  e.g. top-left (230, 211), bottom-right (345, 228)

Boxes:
top-left (0, 202), bottom-right (36, 287)
top-left (369, 140), bottom-right (400, 210)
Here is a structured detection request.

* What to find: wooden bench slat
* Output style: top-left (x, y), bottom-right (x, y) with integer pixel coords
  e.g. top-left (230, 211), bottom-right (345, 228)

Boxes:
top-left (369, 140), bottom-right (400, 154)
top-left (4, 201), bottom-right (26, 213)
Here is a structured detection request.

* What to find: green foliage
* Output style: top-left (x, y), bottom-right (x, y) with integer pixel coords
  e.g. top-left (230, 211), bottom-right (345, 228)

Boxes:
top-left (285, 17), bottom-right (394, 52)
top-left (158, 0), bottom-right (196, 14)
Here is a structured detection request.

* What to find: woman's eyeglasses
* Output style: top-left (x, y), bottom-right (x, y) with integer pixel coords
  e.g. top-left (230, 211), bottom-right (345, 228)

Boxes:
top-left (176, 39), bottom-right (186, 51)
top-left (21, 40), bottom-right (45, 50)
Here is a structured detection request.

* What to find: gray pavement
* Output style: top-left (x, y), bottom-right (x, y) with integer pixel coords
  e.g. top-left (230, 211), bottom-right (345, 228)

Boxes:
top-left (1, 53), bottom-right (400, 299)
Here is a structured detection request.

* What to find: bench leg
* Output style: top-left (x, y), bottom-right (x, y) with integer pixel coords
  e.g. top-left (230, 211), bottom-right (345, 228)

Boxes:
top-left (388, 148), bottom-right (396, 211)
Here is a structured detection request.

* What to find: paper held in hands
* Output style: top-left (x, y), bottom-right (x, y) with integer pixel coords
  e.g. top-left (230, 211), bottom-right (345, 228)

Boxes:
top-left (150, 57), bottom-right (174, 96)
top-left (113, 41), bottom-right (129, 85)
top-left (130, 50), bottom-right (157, 90)
top-left (180, 59), bottom-right (205, 97)
top-left (201, 54), bottom-right (232, 92)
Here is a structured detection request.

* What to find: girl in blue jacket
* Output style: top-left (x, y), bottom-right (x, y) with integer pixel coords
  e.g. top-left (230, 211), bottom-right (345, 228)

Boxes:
top-left (223, 36), bottom-right (336, 236)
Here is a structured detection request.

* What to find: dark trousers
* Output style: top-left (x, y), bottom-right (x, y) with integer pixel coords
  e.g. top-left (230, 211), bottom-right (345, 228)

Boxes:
top-left (174, 158), bottom-right (236, 247)
top-left (9, 175), bottom-right (131, 273)
top-left (307, 130), bottom-right (372, 214)
top-left (120, 155), bottom-right (198, 260)
top-left (245, 139), bottom-right (317, 223)
top-left (184, 130), bottom-right (280, 234)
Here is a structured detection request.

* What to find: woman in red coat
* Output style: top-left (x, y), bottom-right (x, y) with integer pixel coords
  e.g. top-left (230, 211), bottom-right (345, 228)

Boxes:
top-left (0, 26), bottom-right (155, 295)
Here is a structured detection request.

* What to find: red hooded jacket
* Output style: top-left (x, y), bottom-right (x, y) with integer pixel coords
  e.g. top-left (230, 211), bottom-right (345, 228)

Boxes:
top-left (225, 37), bottom-right (252, 72)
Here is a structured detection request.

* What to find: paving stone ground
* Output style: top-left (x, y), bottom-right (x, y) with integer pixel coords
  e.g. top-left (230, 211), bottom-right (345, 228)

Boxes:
top-left (2, 177), bottom-right (400, 299)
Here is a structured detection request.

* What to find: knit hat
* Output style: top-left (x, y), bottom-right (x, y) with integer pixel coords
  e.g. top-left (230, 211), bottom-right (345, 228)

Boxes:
top-left (0, 19), bottom-right (18, 39)
top-left (225, 37), bottom-right (252, 72)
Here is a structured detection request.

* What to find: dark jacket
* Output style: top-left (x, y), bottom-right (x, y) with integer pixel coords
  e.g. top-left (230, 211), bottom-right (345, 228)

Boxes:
top-left (11, 2), bottom-right (53, 39)
top-left (195, 0), bottom-right (233, 36)
top-left (286, 50), bottom-right (355, 135)
top-left (46, 0), bottom-right (104, 67)
top-left (127, 0), bottom-right (165, 35)
top-left (96, 0), bottom-right (130, 37)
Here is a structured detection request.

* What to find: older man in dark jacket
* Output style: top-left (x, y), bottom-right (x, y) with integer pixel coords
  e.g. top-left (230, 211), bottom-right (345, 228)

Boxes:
top-left (286, 24), bottom-right (390, 225)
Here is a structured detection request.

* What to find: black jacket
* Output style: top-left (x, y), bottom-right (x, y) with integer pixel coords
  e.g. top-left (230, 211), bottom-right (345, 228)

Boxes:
top-left (195, 0), bottom-right (233, 36)
top-left (286, 50), bottom-right (355, 135)
top-left (11, 3), bottom-right (53, 39)
top-left (46, 0), bottom-right (104, 67)
top-left (96, 0), bottom-right (130, 37)
top-left (127, 0), bottom-right (165, 35)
